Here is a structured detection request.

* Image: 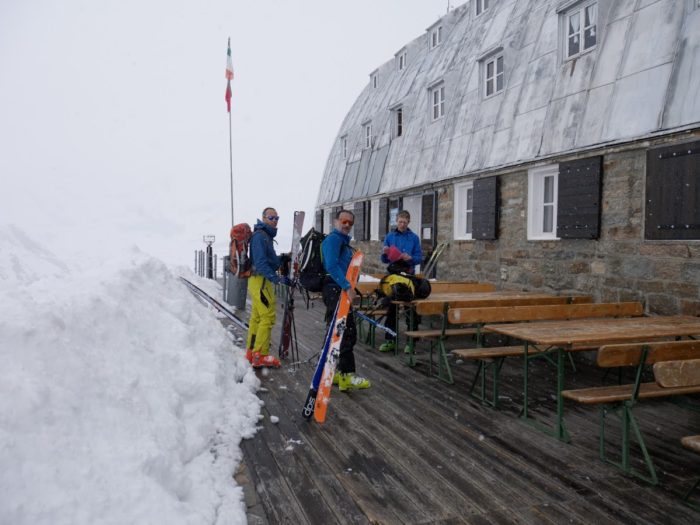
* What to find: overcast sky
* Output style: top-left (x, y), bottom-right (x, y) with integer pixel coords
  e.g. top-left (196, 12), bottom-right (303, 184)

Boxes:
top-left (0, 0), bottom-right (462, 267)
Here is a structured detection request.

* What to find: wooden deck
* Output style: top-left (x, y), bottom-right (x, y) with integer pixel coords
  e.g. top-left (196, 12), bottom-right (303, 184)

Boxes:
top-left (223, 296), bottom-right (700, 524)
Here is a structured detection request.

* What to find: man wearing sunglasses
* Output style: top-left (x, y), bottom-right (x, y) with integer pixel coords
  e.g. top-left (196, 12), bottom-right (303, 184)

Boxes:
top-left (245, 207), bottom-right (290, 368)
top-left (320, 209), bottom-right (371, 391)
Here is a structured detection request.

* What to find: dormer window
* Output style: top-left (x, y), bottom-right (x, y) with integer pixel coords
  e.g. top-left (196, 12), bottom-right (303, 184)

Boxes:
top-left (396, 50), bottom-right (407, 71)
top-left (371, 72), bottom-right (378, 88)
top-left (341, 135), bottom-right (347, 159)
top-left (483, 53), bottom-right (504, 97)
top-left (430, 25), bottom-right (442, 49)
top-left (429, 82), bottom-right (445, 121)
top-left (475, 0), bottom-right (489, 16)
top-left (363, 122), bottom-right (372, 149)
top-left (562, 1), bottom-right (597, 60)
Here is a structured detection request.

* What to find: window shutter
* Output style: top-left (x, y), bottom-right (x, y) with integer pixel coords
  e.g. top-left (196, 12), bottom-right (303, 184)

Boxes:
top-left (315, 209), bottom-right (323, 232)
top-left (645, 141), bottom-right (700, 240)
top-left (421, 192), bottom-right (437, 249)
top-left (353, 202), bottom-right (365, 241)
top-left (472, 177), bottom-right (499, 240)
top-left (378, 198), bottom-right (389, 239)
top-left (557, 156), bottom-right (602, 239)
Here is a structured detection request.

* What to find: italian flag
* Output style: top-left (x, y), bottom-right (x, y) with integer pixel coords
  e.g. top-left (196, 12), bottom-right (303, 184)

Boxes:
top-left (225, 38), bottom-right (233, 112)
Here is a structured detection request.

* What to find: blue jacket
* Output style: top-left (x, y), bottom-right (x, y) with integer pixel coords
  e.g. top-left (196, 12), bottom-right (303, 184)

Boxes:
top-left (381, 227), bottom-right (423, 271)
top-left (322, 229), bottom-right (354, 290)
top-left (251, 220), bottom-right (281, 284)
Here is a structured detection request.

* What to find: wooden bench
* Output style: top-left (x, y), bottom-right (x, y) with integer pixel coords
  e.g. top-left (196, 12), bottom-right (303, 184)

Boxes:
top-left (449, 302), bottom-right (643, 408)
top-left (681, 433), bottom-right (700, 509)
top-left (561, 341), bottom-right (700, 485)
top-left (403, 295), bottom-right (594, 384)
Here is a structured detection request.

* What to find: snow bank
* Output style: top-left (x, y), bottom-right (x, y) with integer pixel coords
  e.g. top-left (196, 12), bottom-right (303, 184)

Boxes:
top-left (0, 225), bottom-right (260, 525)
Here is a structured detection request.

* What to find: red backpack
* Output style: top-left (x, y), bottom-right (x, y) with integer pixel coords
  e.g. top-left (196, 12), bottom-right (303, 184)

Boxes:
top-left (229, 223), bottom-right (253, 277)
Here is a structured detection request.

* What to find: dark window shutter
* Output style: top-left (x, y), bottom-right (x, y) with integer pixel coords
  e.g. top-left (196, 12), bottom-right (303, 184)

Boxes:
top-left (557, 156), bottom-right (602, 239)
top-left (353, 202), bottom-right (365, 241)
top-left (315, 209), bottom-right (323, 232)
top-left (421, 192), bottom-right (437, 249)
top-left (472, 177), bottom-right (499, 240)
top-left (378, 198), bottom-right (389, 239)
top-left (645, 140), bottom-right (700, 240)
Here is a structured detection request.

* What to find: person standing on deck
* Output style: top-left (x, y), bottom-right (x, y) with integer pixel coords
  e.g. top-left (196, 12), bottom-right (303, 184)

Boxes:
top-left (379, 210), bottom-right (423, 353)
top-left (321, 209), bottom-right (371, 392)
top-left (245, 207), bottom-right (291, 368)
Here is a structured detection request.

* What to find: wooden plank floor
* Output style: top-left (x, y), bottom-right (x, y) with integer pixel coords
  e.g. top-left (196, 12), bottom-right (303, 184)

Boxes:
top-left (222, 295), bottom-right (700, 524)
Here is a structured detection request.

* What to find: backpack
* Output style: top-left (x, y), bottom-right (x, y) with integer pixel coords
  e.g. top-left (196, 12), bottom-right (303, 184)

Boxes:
top-left (378, 273), bottom-right (432, 302)
top-left (229, 223), bottom-right (253, 277)
top-left (298, 228), bottom-right (327, 292)
top-left (379, 273), bottom-right (415, 302)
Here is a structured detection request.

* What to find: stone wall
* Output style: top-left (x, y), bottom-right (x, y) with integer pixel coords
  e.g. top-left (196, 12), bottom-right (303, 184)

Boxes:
top-left (352, 137), bottom-right (700, 316)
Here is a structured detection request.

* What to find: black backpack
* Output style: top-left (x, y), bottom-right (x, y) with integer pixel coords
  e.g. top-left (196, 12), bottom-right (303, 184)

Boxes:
top-left (298, 228), bottom-right (327, 292)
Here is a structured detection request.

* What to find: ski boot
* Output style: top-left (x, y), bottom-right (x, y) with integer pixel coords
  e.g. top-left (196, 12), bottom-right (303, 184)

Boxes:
top-left (245, 348), bottom-right (253, 363)
top-left (338, 373), bottom-right (371, 392)
top-left (379, 341), bottom-right (396, 353)
top-left (333, 372), bottom-right (341, 385)
top-left (251, 352), bottom-right (281, 368)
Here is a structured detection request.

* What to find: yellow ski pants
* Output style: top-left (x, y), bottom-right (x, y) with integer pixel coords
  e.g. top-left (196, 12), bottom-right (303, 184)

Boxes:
top-left (245, 275), bottom-right (276, 355)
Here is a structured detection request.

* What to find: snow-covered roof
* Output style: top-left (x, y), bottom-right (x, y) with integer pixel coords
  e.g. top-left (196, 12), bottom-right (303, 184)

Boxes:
top-left (317, 0), bottom-right (700, 207)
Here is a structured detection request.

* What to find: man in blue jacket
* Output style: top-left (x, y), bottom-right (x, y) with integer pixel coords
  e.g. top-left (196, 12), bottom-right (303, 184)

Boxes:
top-left (379, 210), bottom-right (423, 353)
top-left (321, 209), bottom-right (371, 392)
top-left (245, 207), bottom-right (290, 368)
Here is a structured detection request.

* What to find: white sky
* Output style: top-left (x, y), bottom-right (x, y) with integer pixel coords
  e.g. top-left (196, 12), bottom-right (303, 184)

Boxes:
top-left (0, 0), bottom-right (460, 267)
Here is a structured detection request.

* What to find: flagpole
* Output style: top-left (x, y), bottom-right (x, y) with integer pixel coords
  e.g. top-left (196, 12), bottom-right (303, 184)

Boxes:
top-left (225, 37), bottom-right (235, 227)
top-left (229, 103), bottom-right (234, 227)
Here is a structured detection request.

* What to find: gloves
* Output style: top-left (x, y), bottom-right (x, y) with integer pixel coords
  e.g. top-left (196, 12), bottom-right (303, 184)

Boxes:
top-left (278, 276), bottom-right (293, 287)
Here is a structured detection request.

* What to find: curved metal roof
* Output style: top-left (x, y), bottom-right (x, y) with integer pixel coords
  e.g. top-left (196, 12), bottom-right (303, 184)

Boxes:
top-left (317, 0), bottom-right (700, 207)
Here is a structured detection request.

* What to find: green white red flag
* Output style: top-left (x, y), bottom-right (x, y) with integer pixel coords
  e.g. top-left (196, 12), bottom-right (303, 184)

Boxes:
top-left (225, 38), bottom-right (233, 112)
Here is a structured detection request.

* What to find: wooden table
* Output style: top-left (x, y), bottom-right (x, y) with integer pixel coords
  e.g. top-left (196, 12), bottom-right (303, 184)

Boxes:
top-left (398, 291), bottom-right (588, 383)
top-left (484, 316), bottom-right (700, 441)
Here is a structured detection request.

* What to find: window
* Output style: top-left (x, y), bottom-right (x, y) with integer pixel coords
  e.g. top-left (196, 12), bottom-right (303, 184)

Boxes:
top-left (563, 1), bottom-right (597, 59)
top-left (371, 72), bottom-right (378, 88)
top-left (475, 0), bottom-right (489, 16)
top-left (341, 135), bottom-right (347, 159)
top-left (454, 181), bottom-right (474, 240)
top-left (323, 208), bottom-right (332, 234)
top-left (392, 106), bottom-right (403, 138)
top-left (484, 54), bottom-right (504, 97)
top-left (528, 165), bottom-right (559, 240)
top-left (430, 83), bottom-right (445, 121)
top-left (370, 199), bottom-right (380, 241)
top-left (397, 50), bottom-right (407, 71)
top-left (353, 201), bottom-right (371, 241)
top-left (388, 197), bottom-right (402, 229)
top-left (430, 25), bottom-right (442, 49)
top-left (363, 122), bottom-right (372, 149)
top-left (645, 140), bottom-right (700, 240)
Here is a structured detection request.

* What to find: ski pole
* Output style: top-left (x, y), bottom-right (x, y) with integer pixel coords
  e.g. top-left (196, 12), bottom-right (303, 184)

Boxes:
top-left (354, 310), bottom-right (396, 338)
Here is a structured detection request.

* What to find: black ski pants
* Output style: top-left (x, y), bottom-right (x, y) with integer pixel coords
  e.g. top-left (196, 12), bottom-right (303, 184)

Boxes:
top-left (321, 280), bottom-right (356, 375)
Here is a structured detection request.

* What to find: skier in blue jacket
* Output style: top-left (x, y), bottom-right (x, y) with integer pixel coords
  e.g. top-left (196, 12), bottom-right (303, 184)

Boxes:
top-left (245, 207), bottom-right (290, 368)
top-left (381, 210), bottom-right (423, 273)
top-left (321, 209), bottom-right (371, 392)
top-left (379, 210), bottom-right (423, 353)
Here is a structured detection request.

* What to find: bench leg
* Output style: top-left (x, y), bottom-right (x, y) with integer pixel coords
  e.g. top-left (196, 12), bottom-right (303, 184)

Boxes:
top-left (404, 338), bottom-right (416, 367)
top-left (468, 358), bottom-right (504, 409)
top-left (436, 339), bottom-right (453, 385)
top-left (600, 403), bottom-right (658, 485)
top-left (683, 477), bottom-right (700, 510)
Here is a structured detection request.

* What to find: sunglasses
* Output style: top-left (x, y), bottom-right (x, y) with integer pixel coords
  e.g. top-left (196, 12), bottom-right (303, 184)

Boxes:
top-left (266, 215), bottom-right (280, 221)
top-left (340, 219), bottom-right (354, 226)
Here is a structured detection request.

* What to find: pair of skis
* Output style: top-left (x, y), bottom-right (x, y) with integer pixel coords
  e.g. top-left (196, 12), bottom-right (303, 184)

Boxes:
top-left (278, 211), bottom-right (305, 360)
top-left (302, 250), bottom-right (364, 424)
